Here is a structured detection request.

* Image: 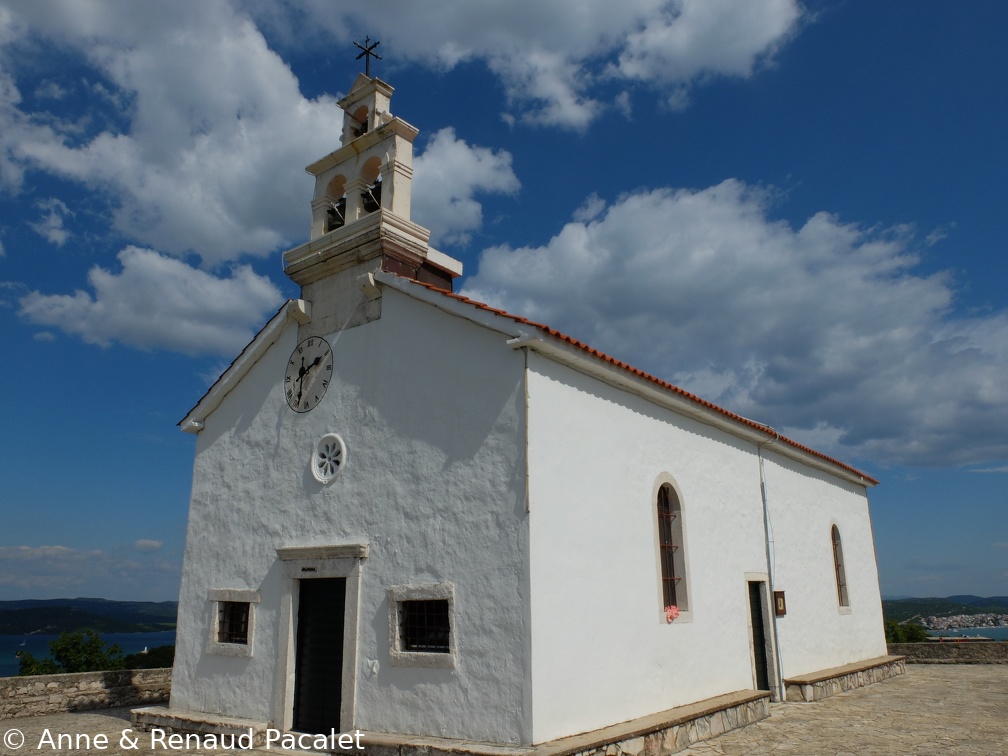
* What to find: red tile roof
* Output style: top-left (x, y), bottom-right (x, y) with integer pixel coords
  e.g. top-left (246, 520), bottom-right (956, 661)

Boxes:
top-left (405, 278), bottom-right (879, 486)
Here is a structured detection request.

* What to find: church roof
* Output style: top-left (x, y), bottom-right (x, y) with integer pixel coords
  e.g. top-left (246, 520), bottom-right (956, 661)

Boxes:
top-left (389, 275), bottom-right (879, 487)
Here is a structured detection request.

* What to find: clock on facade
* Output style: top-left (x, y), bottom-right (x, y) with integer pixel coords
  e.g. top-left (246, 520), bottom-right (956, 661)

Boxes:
top-left (284, 337), bottom-right (333, 413)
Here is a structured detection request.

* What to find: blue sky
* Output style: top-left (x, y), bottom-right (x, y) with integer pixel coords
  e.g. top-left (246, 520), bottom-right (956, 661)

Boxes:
top-left (0, 0), bottom-right (1005, 602)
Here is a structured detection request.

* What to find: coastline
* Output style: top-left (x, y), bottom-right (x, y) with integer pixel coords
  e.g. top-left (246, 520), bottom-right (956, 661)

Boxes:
top-left (0, 630), bottom-right (176, 679)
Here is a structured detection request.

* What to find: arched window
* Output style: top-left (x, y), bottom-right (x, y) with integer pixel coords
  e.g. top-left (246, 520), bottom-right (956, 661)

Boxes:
top-left (323, 176), bottom-right (346, 233)
top-left (360, 156), bottom-right (383, 215)
top-left (831, 525), bottom-right (849, 607)
top-left (657, 484), bottom-right (689, 613)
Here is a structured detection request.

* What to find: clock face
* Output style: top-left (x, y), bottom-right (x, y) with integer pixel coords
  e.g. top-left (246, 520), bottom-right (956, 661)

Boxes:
top-left (284, 337), bottom-right (333, 413)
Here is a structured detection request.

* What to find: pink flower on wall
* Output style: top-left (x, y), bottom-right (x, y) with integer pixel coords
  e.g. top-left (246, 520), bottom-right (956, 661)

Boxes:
top-left (665, 605), bottom-right (679, 623)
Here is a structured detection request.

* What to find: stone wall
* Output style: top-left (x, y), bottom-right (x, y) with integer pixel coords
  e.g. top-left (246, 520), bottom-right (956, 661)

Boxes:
top-left (0, 669), bottom-right (170, 720)
top-left (888, 641), bottom-right (1008, 664)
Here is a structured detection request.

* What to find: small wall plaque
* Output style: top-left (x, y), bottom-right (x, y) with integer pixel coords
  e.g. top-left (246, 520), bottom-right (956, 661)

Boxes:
top-left (774, 591), bottom-right (787, 616)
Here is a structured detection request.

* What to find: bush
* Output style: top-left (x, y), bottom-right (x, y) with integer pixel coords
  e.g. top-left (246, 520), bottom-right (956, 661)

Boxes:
top-left (18, 630), bottom-right (125, 675)
top-left (123, 644), bottom-right (175, 669)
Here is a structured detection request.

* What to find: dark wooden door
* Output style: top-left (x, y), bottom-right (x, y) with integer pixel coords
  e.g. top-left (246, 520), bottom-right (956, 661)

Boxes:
top-left (293, 578), bottom-right (346, 733)
top-left (748, 581), bottom-right (771, 691)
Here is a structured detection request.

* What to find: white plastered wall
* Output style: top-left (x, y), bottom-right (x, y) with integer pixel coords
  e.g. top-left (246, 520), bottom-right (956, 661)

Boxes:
top-left (525, 355), bottom-right (773, 744)
top-left (172, 288), bottom-right (532, 744)
top-left (759, 452), bottom-right (887, 677)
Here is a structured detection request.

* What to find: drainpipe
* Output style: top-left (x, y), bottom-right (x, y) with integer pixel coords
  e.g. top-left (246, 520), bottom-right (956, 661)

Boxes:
top-left (506, 332), bottom-right (534, 513)
top-left (757, 428), bottom-right (786, 702)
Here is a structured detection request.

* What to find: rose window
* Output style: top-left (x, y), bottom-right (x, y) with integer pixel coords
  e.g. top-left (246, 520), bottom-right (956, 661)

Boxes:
top-left (312, 433), bottom-right (346, 484)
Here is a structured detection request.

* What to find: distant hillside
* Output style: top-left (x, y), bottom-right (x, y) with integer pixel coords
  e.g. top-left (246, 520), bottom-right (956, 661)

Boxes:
top-left (882, 596), bottom-right (1008, 624)
top-left (945, 595), bottom-right (1008, 609)
top-left (0, 598), bottom-right (177, 635)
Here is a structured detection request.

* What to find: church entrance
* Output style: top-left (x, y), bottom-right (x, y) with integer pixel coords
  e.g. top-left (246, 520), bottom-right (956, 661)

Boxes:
top-left (747, 581), bottom-right (772, 691)
top-left (292, 578), bottom-right (347, 733)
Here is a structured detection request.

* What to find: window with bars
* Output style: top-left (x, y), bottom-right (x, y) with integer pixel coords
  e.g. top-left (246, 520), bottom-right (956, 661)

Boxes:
top-left (217, 601), bottom-right (250, 644)
top-left (655, 482), bottom-right (690, 616)
top-left (657, 485), bottom-right (681, 608)
top-left (388, 583), bottom-right (456, 668)
top-left (400, 600), bottom-right (451, 653)
top-left (831, 525), bottom-right (850, 608)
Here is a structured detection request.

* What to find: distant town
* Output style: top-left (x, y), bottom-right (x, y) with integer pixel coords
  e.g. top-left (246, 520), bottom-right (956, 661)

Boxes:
top-left (921, 613), bottom-right (1008, 632)
top-left (881, 595), bottom-right (1008, 627)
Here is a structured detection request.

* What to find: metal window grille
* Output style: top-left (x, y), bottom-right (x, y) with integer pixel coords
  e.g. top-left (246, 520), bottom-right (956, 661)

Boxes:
top-left (218, 601), bottom-right (250, 644)
top-left (400, 599), bottom-right (450, 653)
top-left (832, 526), bottom-right (849, 607)
top-left (657, 485), bottom-right (680, 607)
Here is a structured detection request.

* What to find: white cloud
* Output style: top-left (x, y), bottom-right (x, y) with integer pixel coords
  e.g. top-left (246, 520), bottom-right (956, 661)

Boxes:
top-left (0, 0), bottom-right (805, 271)
top-left (134, 539), bottom-right (163, 552)
top-left (18, 246), bottom-right (283, 355)
top-left (489, 49), bottom-right (602, 129)
top-left (462, 180), bottom-right (1008, 468)
top-left (254, 0), bottom-right (804, 129)
top-left (0, 1), bottom-right (343, 265)
top-left (33, 80), bottom-right (67, 100)
top-left (614, 0), bottom-right (801, 85)
top-left (29, 197), bottom-right (72, 246)
top-left (573, 193), bottom-right (606, 223)
top-left (0, 544), bottom-right (179, 600)
top-left (413, 128), bottom-right (520, 246)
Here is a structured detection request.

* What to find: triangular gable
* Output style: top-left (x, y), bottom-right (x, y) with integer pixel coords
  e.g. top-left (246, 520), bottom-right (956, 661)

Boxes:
top-left (178, 299), bottom-right (310, 433)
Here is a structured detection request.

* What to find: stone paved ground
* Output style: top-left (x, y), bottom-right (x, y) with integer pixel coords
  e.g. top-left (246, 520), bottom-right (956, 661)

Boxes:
top-left (0, 665), bottom-right (1005, 755)
top-left (681, 665), bottom-right (1008, 756)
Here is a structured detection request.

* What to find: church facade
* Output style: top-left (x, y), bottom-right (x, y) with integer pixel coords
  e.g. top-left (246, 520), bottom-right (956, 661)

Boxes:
top-left (167, 73), bottom-right (888, 746)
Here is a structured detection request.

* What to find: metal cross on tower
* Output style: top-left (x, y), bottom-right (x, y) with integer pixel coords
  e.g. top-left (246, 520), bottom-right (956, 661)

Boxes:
top-left (354, 36), bottom-right (382, 77)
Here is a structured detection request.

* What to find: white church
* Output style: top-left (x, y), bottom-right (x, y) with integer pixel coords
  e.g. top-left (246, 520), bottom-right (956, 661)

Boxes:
top-left (139, 73), bottom-right (900, 750)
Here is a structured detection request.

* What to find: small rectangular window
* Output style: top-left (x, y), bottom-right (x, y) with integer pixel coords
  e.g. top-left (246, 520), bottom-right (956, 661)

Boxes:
top-left (206, 589), bottom-right (258, 657)
top-left (388, 584), bottom-right (456, 668)
top-left (400, 600), bottom-right (450, 653)
top-left (217, 601), bottom-right (250, 644)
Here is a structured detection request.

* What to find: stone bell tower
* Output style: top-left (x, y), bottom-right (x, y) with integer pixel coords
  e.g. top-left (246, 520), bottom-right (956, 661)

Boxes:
top-left (282, 73), bottom-right (462, 338)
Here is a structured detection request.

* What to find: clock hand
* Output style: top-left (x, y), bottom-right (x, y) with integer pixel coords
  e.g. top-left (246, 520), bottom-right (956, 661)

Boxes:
top-left (300, 354), bottom-right (325, 390)
top-left (293, 357), bottom-right (308, 404)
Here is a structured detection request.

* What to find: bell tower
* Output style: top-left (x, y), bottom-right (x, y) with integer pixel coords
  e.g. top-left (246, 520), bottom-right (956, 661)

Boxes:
top-left (282, 73), bottom-right (462, 337)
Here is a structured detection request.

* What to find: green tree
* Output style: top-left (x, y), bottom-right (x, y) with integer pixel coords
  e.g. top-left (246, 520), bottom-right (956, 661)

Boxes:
top-left (18, 630), bottom-right (125, 675)
top-left (885, 620), bottom-right (930, 643)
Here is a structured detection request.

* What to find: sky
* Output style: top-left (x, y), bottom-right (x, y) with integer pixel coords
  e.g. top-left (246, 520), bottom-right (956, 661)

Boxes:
top-left (0, 0), bottom-right (1005, 603)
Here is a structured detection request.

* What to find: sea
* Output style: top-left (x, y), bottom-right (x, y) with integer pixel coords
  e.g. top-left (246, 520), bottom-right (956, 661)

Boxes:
top-left (0, 631), bottom-right (176, 679)
top-left (928, 626), bottom-right (1008, 641)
